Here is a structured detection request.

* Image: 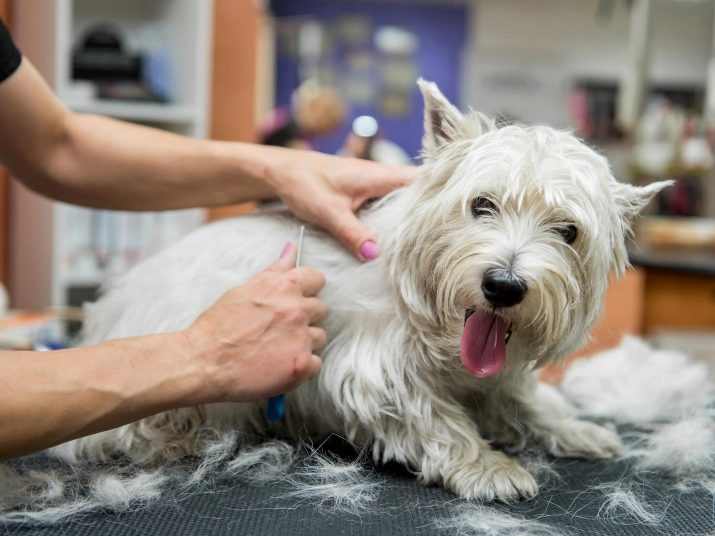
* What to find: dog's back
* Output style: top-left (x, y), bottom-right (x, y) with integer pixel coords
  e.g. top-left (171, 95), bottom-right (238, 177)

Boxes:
top-left (60, 209), bottom-right (397, 461)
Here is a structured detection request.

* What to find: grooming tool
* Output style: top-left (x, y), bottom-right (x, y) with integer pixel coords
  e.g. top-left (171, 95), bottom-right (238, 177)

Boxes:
top-left (266, 225), bottom-right (306, 422)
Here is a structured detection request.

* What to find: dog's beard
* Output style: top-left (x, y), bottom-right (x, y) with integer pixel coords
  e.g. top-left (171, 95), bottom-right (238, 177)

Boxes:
top-left (403, 228), bottom-right (596, 375)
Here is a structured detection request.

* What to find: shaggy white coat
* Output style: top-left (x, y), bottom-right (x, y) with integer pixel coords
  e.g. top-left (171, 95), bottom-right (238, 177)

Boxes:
top-left (49, 81), bottom-right (670, 503)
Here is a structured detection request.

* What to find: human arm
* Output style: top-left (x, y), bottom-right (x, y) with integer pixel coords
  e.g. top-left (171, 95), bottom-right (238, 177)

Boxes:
top-left (0, 246), bottom-right (325, 460)
top-left (0, 58), bottom-right (414, 259)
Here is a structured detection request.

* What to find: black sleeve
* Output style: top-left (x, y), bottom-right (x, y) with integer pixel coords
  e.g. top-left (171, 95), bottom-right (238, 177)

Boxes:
top-left (0, 18), bottom-right (21, 83)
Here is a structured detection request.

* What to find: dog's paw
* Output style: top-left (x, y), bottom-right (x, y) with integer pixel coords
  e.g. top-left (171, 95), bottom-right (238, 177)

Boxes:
top-left (542, 419), bottom-right (623, 459)
top-left (452, 452), bottom-right (538, 502)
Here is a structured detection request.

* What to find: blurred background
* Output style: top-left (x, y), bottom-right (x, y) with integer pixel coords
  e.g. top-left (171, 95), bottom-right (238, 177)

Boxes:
top-left (0, 0), bottom-right (713, 367)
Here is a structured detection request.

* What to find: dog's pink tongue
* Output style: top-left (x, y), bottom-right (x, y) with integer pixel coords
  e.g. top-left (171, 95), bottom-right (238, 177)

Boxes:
top-left (460, 310), bottom-right (507, 378)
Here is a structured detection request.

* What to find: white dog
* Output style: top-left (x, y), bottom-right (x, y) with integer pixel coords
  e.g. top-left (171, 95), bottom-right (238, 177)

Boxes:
top-left (57, 81), bottom-right (669, 502)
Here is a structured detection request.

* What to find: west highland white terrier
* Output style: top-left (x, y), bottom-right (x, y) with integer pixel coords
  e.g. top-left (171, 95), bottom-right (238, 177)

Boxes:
top-left (57, 81), bottom-right (670, 502)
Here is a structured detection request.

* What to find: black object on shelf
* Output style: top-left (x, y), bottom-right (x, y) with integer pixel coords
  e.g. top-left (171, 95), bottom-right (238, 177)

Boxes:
top-left (72, 24), bottom-right (143, 82)
top-left (65, 284), bottom-right (99, 338)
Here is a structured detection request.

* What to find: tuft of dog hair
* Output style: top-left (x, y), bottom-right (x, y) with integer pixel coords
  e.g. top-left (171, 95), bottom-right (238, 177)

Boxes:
top-left (563, 336), bottom-right (715, 494)
top-left (434, 503), bottom-right (566, 536)
top-left (628, 416), bottom-right (715, 490)
top-left (562, 336), bottom-right (713, 424)
top-left (2, 80), bottom-right (672, 523)
top-left (594, 481), bottom-right (667, 526)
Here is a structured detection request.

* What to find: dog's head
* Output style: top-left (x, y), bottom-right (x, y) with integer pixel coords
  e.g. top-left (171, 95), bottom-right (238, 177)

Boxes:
top-left (389, 80), bottom-right (670, 377)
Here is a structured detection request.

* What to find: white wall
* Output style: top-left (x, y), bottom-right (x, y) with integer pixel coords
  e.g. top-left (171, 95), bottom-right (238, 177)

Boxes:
top-left (463, 0), bottom-right (713, 127)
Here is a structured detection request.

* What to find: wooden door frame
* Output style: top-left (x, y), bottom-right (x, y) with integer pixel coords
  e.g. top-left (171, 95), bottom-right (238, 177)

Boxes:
top-left (206, 0), bottom-right (261, 221)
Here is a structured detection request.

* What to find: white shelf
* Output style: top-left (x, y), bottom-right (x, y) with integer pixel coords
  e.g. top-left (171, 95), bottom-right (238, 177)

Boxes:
top-left (67, 100), bottom-right (198, 124)
top-left (9, 0), bottom-right (213, 309)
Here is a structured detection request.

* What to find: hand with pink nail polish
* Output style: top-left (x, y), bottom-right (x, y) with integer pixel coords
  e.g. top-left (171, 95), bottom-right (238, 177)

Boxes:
top-left (258, 148), bottom-right (415, 261)
top-left (181, 243), bottom-right (327, 404)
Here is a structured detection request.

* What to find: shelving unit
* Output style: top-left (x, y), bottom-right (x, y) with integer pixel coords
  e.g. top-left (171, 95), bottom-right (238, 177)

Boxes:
top-left (9, 0), bottom-right (213, 309)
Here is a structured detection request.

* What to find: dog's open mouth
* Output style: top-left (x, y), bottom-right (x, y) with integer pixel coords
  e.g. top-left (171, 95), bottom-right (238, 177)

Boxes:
top-left (460, 308), bottom-right (513, 378)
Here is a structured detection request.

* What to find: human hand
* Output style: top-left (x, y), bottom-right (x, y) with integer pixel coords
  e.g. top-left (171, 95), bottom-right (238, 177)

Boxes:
top-left (183, 244), bottom-right (326, 403)
top-left (263, 148), bottom-right (414, 261)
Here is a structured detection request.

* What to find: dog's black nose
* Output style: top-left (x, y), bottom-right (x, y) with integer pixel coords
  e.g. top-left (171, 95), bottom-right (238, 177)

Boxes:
top-left (481, 269), bottom-right (527, 308)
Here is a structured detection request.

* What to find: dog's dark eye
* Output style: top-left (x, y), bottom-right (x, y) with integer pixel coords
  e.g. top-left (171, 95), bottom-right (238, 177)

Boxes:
top-left (471, 197), bottom-right (497, 218)
top-left (557, 224), bottom-right (578, 245)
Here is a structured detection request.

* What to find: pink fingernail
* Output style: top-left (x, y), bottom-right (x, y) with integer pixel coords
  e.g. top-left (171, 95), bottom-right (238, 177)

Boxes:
top-left (360, 240), bottom-right (379, 261)
top-left (280, 242), bottom-right (293, 258)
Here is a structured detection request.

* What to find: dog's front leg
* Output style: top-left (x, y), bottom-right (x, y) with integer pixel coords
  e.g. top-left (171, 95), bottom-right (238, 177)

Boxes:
top-left (507, 374), bottom-right (623, 459)
top-left (373, 397), bottom-right (537, 502)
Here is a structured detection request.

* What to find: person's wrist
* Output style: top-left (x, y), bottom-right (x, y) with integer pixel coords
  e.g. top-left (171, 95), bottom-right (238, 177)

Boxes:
top-left (166, 328), bottom-right (222, 407)
top-left (203, 141), bottom-right (279, 204)
top-left (253, 144), bottom-right (293, 197)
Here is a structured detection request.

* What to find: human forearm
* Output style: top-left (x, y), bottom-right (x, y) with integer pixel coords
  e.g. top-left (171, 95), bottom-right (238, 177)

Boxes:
top-left (38, 116), bottom-right (415, 258)
top-left (44, 114), bottom-right (281, 210)
top-left (0, 58), bottom-right (414, 258)
top-left (0, 332), bottom-right (203, 460)
top-left (0, 252), bottom-right (327, 461)
top-left (0, 59), bottom-right (280, 210)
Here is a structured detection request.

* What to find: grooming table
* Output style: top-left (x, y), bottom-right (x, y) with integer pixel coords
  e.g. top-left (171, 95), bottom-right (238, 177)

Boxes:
top-left (5, 437), bottom-right (713, 536)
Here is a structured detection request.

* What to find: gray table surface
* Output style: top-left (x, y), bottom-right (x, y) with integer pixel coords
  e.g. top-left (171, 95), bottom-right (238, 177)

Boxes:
top-left (3, 436), bottom-right (713, 536)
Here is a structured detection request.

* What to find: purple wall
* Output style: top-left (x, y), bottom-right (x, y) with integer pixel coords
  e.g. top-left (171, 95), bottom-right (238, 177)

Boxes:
top-left (270, 0), bottom-right (468, 159)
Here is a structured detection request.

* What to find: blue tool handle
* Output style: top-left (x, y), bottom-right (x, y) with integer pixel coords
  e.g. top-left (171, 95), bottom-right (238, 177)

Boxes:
top-left (266, 394), bottom-right (285, 422)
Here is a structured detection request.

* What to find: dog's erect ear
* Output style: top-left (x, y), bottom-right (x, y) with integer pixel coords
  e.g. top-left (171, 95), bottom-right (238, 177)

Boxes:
top-left (612, 180), bottom-right (673, 223)
top-left (609, 179), bottom-right (672, 278)
top-left (418, 78), bottom-right (485, 157)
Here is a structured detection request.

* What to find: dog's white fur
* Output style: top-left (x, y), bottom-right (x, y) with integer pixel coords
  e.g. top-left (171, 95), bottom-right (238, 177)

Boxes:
top-left (50, 81), bottom-right (670, 502)
top-left (562, 335), bottom-right (713, 424)
top-left (562, 336), bottom-right (715, 495)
